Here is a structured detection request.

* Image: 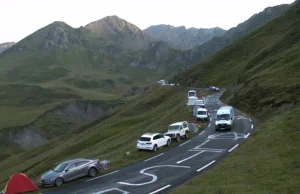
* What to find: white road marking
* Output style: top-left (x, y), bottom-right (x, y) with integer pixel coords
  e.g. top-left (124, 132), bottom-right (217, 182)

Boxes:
top-left (196, 160), bottom-right (216, 172)
top-left (208, 124), bottom-right (211, 127)
top-left (237, 118), bottom-right (241, 120)
top-left (93, 188), bottom-right (129, 194)
top-left (251, 124), bottom-right (254, 129)
top-left (198, 131), bottom-right (205, 136)
top-left (85, 170), bottom-right (119, 182)
top-left (179, 140), bottom-right (191, 147)
top-left (149, 185), bottom-right (171, 194)
top-left (194, 140), bottom-right (210, 149)
top-left (118, 165), bottom-right (190, 186)
top-left (210, 118), bottom-right (212, 121)
top-left (228, 144), bottom-right (239, 152)
top-left (176, 151), bottom-right (204, 164)
top-left (249, 118), bottom-right (252, 122)
top-left (245, 133), bottom-right (250, 138)
top-left (144, 153), bottom-right (164, 162)
top-left (190, 148), bottom-right (225, 152)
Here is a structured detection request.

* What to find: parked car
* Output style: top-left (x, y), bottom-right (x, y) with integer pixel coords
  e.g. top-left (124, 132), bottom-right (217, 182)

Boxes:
top-left (137, 133), bottom-right (171, 152)
top-left (215, 87), bottom-right (220, 92)
top-left (164, 121), bottom-right (189, 142)
top-left (215, 106), bottom-right (235, 131)
top-left (195, 99), bottom-right (205, 108)
top-left (40, 158), bottom-right (101, 187)
top-left (196, 108), bottom-right (210, 121)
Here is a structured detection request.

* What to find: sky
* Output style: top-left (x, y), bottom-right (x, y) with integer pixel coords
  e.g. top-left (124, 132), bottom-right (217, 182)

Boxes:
top-left (0, 0), bottom-right (295, 43)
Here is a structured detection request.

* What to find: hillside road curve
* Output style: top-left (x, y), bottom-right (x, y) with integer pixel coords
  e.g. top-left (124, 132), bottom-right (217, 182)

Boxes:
top-left (43, 91), bottom-right (255, 194)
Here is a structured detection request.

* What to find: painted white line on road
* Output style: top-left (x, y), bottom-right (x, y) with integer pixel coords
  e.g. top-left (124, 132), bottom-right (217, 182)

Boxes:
top-left (176, 151), bottom-right (204, 164)
top-left (208, 124), bottom-right (211, 127)
top-left (179, 140), bottom-right (191, 147)
top-left (228, 144), bottom-right (239, 152)
top-left (249, 118), bottom-right (252, 122)
top-left (237, 118), bottom-right (241, 120)
top-left (190, 148), bottom-right (225, 152)
top-left (194, 140), bottom-right (210, 149)
top-left (245, 133), bottom-right (250, 138)
top-left (196, 160), bottom-right (216, 172)
top-left (198, 131), bottom-right (205, 136)
top-left (210, 118), bottom-right (212, 121)
top-left (144, 153), bottom-right (164, 162)
top-left (149, 185), bottom-right (171, 194)
top-left (93, 188), bottom-right (129, 194)
top-left (251, 124), bottom-right (254, 129)
top-left (118, 165), bottom-right (190, 186)
top-left (85, 170), bottom-right (119, 182)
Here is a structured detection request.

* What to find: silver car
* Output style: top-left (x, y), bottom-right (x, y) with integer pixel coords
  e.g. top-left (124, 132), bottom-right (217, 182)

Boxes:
top-left (40, 158), bottom-right (101, 187)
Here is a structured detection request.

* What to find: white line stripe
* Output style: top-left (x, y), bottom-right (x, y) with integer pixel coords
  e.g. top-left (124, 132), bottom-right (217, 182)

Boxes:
top-left (208, 124), bottom-right (211, 127)
top-left (228, 144), bottom-right (239, 152)
top-left (196, 160), bottom-right (216, 172)
top-left (245, 133), bottom-right (250, 138)
top-left (177, 151), bottom-right (204, 164)
top-left (251, 124), bottom-right (254, 129)
top-left (85, 170), bottom-right (119, 182)
top-left (179, 140), bottom-right (191, 147)
top-left (194, 140), bottom-right (210, 149)
top-left (198, 131), bottom-right (205, 136)
top-left (144, 153), bottom-right (164, 162)
top-left (149, 185), bottom-right (171, 194)
top-left (237, 118), bottom-right (241, 120)
top-left (210, 118), bottom-right (212, 121)
top-left (249, 118), bottom-right (252, 122)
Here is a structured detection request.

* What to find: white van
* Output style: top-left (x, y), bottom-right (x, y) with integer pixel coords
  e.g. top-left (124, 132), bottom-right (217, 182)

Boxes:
top-left (196, 108), bottom-right (209, 121)
top-left (195, 99), bottom-right (205, 108)
top-left (215, 106), bottom-right (235, 131)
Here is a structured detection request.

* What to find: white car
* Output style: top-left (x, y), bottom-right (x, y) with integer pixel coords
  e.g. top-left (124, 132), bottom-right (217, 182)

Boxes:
top-left (196, 108), bottom-right (210, 121)
top-left (137, 133), bottom-right (171, 152)
top-left (164, 121), bottom-right (189, 142)
top-left (215, 106), bottom-right (235, 131)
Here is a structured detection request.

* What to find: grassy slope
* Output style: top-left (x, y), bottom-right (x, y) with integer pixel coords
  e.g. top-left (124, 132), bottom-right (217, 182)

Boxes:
top-left (170, 3), bottom-right (300, 194)
top-left (0, 85), bottom-right (206, 188)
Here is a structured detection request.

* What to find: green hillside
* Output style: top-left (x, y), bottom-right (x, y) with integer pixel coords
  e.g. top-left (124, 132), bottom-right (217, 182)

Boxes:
top-left (0, 85), bottom-right (204, 189)
top-left (170, 2), bottom-right (300, 193)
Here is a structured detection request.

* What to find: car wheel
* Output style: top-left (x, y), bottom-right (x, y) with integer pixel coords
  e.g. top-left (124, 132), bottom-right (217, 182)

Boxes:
top-left (54, 178), bottom-right (63, 187)
top-left (88, 167), bottom-right (97, 177)
top-left (166, 139), bottom-right (171, 146)
top-left (185, 132), bottom-right (189, 139)
top-left (176, 134), bottom-right (181, 142)
top-left (153, 145), bottom-right (157, 152)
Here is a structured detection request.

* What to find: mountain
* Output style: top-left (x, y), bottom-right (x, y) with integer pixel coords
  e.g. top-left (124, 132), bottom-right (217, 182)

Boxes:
top-left (173, 3), bottom-right (300, 118)
top-left (0, 42), bottom-right (15, 53)
top-left (181, 3), bottom-right (291, 65)
top-left (170, 3), bottom-right (300, 193)
top-left (223, 4), bottom-right (290, 40)
top-left (85, 15), bottom-right (152, 50)
top-left (144, 25), bottom-right (225, 50)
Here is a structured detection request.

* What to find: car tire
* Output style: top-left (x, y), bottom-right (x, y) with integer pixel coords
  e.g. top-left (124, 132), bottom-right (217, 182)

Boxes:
top-left (54, 177), bottom-right (64, 187)
top-left (88, 167), bottom-right (97, 177)
top-left (176, 134), bottom-right (181, 142)
top-left (153, 145), bottom-right (157, 152)
top-left (166, 139), bottom-right (171, 147)
top-left (185, 132), bottom-right (189, 139)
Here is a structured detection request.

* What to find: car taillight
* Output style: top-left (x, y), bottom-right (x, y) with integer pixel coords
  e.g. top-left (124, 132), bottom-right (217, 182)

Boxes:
top-left (146, 142), bottom-right (152, 144)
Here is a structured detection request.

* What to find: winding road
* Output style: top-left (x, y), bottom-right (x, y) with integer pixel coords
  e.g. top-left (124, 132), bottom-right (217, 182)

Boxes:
top-left (43, 91), bottom-right (255, 194)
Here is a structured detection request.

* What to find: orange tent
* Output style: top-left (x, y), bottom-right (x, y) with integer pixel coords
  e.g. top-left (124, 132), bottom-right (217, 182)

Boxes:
top-left (3, 173), bottom-right (39, 194)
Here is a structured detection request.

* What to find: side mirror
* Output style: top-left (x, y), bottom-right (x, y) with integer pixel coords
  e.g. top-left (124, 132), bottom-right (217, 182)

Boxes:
top-left (65, 169), bottom-right (69, 173)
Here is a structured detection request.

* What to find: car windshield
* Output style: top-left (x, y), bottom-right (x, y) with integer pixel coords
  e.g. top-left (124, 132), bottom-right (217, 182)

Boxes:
top-left (217, 114), bottom-right (230, 121)
top-left (53, 163), bottom-right (69, 172)
top-left (168, 125), bottom-right (180, 130)
top-left (188, 92), bottom-right (195, 97)
top-left (197, 111), bottom-right (206, 115)
top-left (196, 101), bottom-right (203, 104)
top-left (139, 137), bottom-right (151, 141)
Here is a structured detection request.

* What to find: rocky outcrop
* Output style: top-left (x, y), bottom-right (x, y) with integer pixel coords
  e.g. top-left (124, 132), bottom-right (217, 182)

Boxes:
top-left (144, 25), bottom-right (225, 50)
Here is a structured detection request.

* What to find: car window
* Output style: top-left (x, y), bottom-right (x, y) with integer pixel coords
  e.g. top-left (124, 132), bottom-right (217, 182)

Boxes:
top-left (67, 163), bottom-right (75, 170)
top-left (139, 137), bottom-right (151, 141)
top-left (75, 161), bottom-right (88, 167)
top-left (153, 135), bottom-right (159, 140)
top-left (158, 134), bottom-right (163, 138)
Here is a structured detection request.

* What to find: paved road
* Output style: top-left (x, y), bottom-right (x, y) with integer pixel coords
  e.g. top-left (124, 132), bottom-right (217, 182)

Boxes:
top-left (43, 92), bottom-right (255, 194)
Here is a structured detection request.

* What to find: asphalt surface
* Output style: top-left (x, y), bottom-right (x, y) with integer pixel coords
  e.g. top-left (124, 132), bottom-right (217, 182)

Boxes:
top-left (43, 91), bottom-right (255, 194)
